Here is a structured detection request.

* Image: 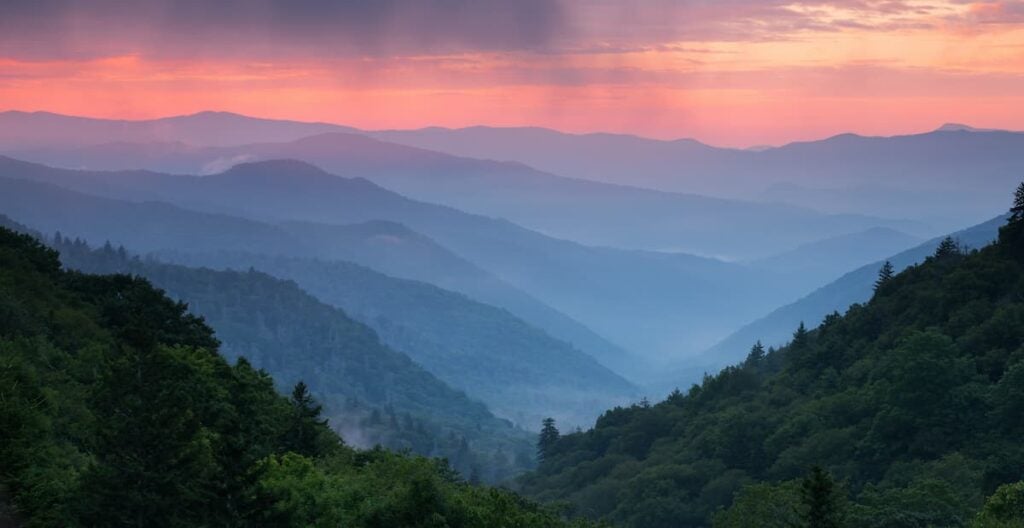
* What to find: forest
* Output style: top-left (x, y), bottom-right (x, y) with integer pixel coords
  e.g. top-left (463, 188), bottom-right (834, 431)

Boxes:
top-left (0, 225), bottom-right (597, 527)
top-left (517, 186), bottom-right (1024, 527)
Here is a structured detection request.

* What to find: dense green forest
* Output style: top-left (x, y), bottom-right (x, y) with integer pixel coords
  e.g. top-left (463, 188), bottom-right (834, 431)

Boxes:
top-left (518, 187), bottom-right (1024, 527)
top-left (158, 250), bottom-right (635, 429)
top-left (0, 223), bottom-right (597, 527)
top-left (33, 228), bottom-right (536, 483)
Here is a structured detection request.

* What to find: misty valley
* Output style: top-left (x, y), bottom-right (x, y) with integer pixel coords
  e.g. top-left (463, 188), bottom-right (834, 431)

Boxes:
top-left (7, 1), bottom-right (1024, 523)
top-left (1, 109), bottom-right (1023, 528)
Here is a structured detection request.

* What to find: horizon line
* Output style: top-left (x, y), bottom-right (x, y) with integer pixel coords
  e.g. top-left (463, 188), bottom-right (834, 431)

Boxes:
top-left (1, 107), bottom-right (1019, 151)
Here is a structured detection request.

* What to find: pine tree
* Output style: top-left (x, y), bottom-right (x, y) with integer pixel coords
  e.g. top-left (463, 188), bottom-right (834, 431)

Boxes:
top-left (746, 341), bottom-right (766, 365)
top-left (537, 417), bottom-right (560, 463)
top-left (1012, 182), bottom-right (1024, 222)
top-left (934, 236), bottom-right (961, 259)
top-left (1001, 182), bottom-right (1024, 248)
top-left (800, 466), bottom-right (845, 528)
top-left (282, 381), bottom-right (332, 457)
top-left (792, 322), bottom-right (809, 349)
top-left (874, 261), bottom-right (895, 293)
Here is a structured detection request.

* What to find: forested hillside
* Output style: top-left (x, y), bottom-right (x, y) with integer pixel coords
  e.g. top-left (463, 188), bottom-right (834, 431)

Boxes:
top-left (158, 250), bottom-right (636, 429)
top-left (0, 223), bottom-right (597, 527)
top-left (34, 228), bottom-right (535, 482)
top-left (518, 190), bottom-right (1024, 528)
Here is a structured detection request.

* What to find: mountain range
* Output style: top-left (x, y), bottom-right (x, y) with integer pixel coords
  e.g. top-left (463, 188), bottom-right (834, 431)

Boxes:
top-left (0, 176), bottom-right (636, 427)
top-left (693, 214), bottom-right (1008, 373)
top-left (373, 124), bottom-right (1024, 228)
top-left (1, 116), bottom-right (928, 261)
top-left (0, 155), bottom-right (823, 361)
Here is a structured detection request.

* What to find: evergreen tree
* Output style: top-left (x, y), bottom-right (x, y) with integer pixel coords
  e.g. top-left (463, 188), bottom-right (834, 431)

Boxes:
top-left (537, 418), bottom-right (560, 463)
top-left (934, 236), bottom-right (961, 259)
top-left (1011, 182), bottom-right (1024, 222)
top-left (746, 341), bottom-right (766, 365)
top-left (792, 322), bottom-right (809, 349)
top-left (1002, 182), bottom-right (1024, 251)
top-left (800, 466), bottom-right (845, 528)
top-left (874, 261), bottom-right (895, 293)
top-left (282, 381), bottom-right (332, 457)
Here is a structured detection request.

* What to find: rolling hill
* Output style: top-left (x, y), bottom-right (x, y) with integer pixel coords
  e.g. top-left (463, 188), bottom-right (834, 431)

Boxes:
top-left (0, 184), bottom-right (636, 427)
top-left (373, 124), bottom-right (1024, 227)
top-left (0, 155), bottom-right (813, 361)
top-left (1, 129), bottom-right (924, 259)
top-left (0, 156), bottom-right (632, 375)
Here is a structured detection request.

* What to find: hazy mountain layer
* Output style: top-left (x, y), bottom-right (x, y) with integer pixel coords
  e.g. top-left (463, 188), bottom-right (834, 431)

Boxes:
top-left (43, 230), bottom-right (533, 481)
top-left (157, 251), bottom-right (637, 429)
top-left (0, 183), bottom-right (636, 427)
top-left (0, 155), bottom-right (812, 360)
top-left (2, 129), bottom-right (925, 259)
top-left (697, 215), bottom-right (1007, 372)
top-left (373, 124), bottom-right (1024, 226)
top-left (0, 156), bottom-right (632, 376)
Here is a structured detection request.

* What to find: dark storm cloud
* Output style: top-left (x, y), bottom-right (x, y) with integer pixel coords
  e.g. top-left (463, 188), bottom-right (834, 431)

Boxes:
top-left (0, 0), bottom-right (567, 59)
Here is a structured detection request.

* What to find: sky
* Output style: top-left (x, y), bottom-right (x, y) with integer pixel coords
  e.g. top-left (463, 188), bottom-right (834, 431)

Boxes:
top-left (1, 0), bottom-right (1024, 147)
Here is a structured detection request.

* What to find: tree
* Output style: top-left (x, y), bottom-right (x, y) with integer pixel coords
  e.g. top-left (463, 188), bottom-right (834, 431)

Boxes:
top-left (537, 418), bottom-right (560, 463)
top-left (874, 261), bottom-right (895, 293)
top-left (713, 481), bottom-right (801, 528)
top-left (999, 183), bottom-right (1024, 249)
top-left (1011, 182), bottom-right (1024, 223)
top-left (282, 381), bottom-right (332, 457)
top-left (934, 236), bottom-right (962, 259)
top-left (973, 481), bottom-right (1024, 528)
top-left (746, 341), bottom-right (766, 365)
top-left (800, 466), bottom-right (846, 528)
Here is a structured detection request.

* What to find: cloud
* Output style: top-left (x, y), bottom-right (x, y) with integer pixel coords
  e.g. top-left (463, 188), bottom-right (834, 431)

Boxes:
top-left (959, 1), bottom-right (1024, 23)
top-left (0, 0), bottom-right (567, 60)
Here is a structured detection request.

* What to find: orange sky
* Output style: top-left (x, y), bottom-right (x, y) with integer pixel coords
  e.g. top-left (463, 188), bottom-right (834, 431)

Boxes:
top-left (2, 0), bottom-right (1024, 147)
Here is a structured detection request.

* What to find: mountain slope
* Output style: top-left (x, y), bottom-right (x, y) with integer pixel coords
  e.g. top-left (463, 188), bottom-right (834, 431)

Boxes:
top-left (699, 215), bottom-right (1007, 371)
top-left (0, 220), bottom-right (595, 527)
top-left (518, 207), bottom-right (1024, 528)
top-left (748, 227), bottom-right (923, 288)
top-left (0, 183), bottom-right (636, 427)
top-left (2, 131), bottom-right (925, 259)
top-left (156, 250), bottom-right (637, 429)
top-left (0, 160), bottom-right (633, 378)
top-left (43, 232), bottom-right (533, 480)
top-left (374, 125), bottom-right (1024, 225)
top-left (0, 155), bottom-right (808, 360)
top-left (0, 110), bottom-right (355, 149)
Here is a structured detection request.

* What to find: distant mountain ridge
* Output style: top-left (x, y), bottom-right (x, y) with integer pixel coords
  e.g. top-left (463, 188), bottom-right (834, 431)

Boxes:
top-left (695, 214), bottom-right (1008, 373)
top-left (0, 155), bottom-right (632, 375)
top-left (0, 110), bottom-right (355, 148)
top-left (0, 177), bottom-right (637, 426)
top-left (0, 130), bottom-right (926, 260)
top-left (36, 227), bottom-right (534, 481)
top-left (0, 155), bottom-right (818, 361)
top-left (372, 122), bottom-right (1024, 226)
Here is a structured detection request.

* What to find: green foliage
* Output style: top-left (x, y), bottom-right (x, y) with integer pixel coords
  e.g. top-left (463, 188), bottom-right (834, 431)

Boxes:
top-left (0, 225), bottom-right (592, 527)
top-left (712, 481), bottom-right (801, 528)
top-left (973, 482), bottom-right (1024, 528)
top-left (875, 260), bottom-right (895, 293)
top-left (50, 234), bottom-right (535, 482)
top-left (282, 381), bottom-right (338, 458)
top-left (537, 418), bottom-right (560, 463)
top-left (1011, 183), bottom-right (1024, 222)
top-left (800, 466), bottom-right (846, 528)
top-left (520, 211), bottom-right (1024, 527)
